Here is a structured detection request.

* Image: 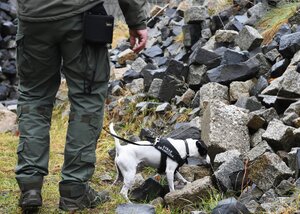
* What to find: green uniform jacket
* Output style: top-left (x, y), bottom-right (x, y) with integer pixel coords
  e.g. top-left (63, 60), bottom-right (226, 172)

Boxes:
top-left (16, 0), bottom-right (147, 29)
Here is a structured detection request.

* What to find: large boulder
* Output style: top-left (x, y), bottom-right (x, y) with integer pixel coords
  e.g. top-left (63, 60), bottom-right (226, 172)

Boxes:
top-left (201, 101), bottom-right (250, 158)
top-left (249, 152), bottom-right (293, 192)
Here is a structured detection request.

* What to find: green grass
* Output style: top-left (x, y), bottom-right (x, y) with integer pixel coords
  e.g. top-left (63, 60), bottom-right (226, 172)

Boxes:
top-left (257, 2), bottom-right (300, 44)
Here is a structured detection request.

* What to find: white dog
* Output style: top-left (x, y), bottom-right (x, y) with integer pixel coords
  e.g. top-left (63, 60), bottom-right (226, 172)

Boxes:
top-left (109, 123), bottom-right (210, 201)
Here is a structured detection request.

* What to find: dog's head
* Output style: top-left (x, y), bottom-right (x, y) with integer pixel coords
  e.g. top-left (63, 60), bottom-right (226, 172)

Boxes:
top-left (196, 140), bottom-right (210, 164)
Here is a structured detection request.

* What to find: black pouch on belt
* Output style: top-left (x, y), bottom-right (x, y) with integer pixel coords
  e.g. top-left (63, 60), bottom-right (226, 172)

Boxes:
top-left (84, 2), bottom-right (114, 44)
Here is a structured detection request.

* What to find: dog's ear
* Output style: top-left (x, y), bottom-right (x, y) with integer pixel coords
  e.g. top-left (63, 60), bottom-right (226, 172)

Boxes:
top-left (196, 140), bottom-right (208, 156)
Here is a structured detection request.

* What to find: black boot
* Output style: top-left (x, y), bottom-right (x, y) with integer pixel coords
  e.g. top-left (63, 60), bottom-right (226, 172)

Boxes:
top-left (17, 178), bottom-right (43, 213)
top-left (59, 182), bottom-right (110, 211)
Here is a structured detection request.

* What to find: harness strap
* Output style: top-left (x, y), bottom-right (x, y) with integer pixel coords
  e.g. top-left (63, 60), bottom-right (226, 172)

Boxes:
top-left (184, 140), bottom-right (190, 159)
top-left (157, 153), bottom-right (167, 174)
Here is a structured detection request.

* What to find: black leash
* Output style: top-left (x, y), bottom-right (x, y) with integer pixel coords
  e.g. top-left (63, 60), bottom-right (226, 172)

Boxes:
top-left (102, 128), bottom-right (154, 146)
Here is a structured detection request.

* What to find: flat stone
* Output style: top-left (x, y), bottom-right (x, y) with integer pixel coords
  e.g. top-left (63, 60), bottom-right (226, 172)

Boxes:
top-left (249, 152), bottom-right (293, 192)
top-left (131, 57), bottom-right (147, 73)
top-left (221, 49), bottom-right (249, 65)
top-left (270, 59), bottom-right (290, 78)
top-left (265, 48), bottom-right (281, 63)
top-left (188, 65), bottom-right (207, 88)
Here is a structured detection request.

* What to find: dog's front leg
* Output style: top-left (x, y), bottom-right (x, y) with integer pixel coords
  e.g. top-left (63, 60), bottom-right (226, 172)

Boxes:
top-left (166, 160), bottom-right (178, 191)
top-left (175, 171), bottom-right (191, 185)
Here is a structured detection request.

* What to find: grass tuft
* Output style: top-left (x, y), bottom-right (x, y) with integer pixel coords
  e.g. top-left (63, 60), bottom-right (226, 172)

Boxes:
top-left (257, 3), bottom-right (299, 44)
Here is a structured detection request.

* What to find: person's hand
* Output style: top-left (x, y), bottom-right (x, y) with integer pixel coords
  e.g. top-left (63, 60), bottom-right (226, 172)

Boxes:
top-left (129, 28), bottom-right (148, 53)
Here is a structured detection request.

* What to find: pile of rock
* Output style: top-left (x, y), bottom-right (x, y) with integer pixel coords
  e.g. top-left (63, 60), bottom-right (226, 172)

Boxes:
top-left (108, 0), bottom-right (300, 213)
top-left (0, 0), bottom-right (17, 133)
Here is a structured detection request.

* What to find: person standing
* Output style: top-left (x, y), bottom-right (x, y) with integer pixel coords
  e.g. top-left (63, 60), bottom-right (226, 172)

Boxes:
top-left (15, 0), bottom-right (147, 212)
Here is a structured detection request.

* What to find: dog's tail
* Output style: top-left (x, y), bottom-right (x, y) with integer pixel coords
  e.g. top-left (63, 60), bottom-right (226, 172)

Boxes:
top-left (109, 123), bottom-right (122, 154)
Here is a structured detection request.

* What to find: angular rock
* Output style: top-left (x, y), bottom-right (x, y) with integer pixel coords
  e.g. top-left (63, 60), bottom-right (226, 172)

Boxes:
top-left (221, 49), bottom-right (249, 65)
top-left (270, 58), bottom-right (290, 78)
top-left (176, 88), bottom-right (195, 107)
top-left (189, 47), bottom-right (222, 69)
top-left (214, 150), bottom-right (241, 168)
top-left (265, 48), bottom-right (281, 64)
top-left (245, 141), bottom-right (273, 162)
top-left (212, 197), bottom-right (250, 214)
top-left (148, 78), bottom-right (163, 98)
top-left (143, 45), bottom-right (163, 58)
top-left (205, 62), bottom-right (259, 85)
top-left (0, 108), bottom-right (17, 133)
top-left (200, 82), bottom-right (229, 110)
top-left (247, 53), bottom-right (271, 77)
top-left (118, 49), bottom-right (137, 65)
top-left (130, 177), bottom-right (168, 202)
top-left (215, 30), bottom-right (239, 43)
top-left (166, 124), bottom-right (201, 140)
top-left (116, 204), bottom-right (155, 214)
top-left (235, 96), bottom-right (262, 112)
top-left (251, 107), bottom-right (279, 124)
top-left (275, 179), bottom-right (295, 196)
top-left (164, 176), bottom-right (213, 209)
top-left (131, 57), bottom-right (147, 73)
top-left (202, 101), bottom-right (250, 158)
top-left (184, 6), bottom-right (208, 24)
top-left (188, 64), bottom-right (207, 88)
top-left (182, 24), bottom-right (202, 47)
top-left (230, 80), bottom-right (255, 102)
top-left (249, 152), bottom-right (293, 191)
top-left (283, 100), bottom-right (300, 126)
top-left (262, 66), bottom-right (300, 98)
top-left (262, 119), bottom-right (295, 151)
top-left (249, 76), bottom-right (268, 96)
top-left (178, 165), bottom-right (211, 182)
top-left (158, 60), bottom-right (188, 102)
top-left (250, 128), bottom-right (265, 148)
top-left (126, 78), bottom-right (144, 94)
top-left (235, 25), bottom-right (263, 51)
top-left (155, 102), bottom-right (172, 113)
top-left (247, 114), bottom-right (265, 130)
top-left (279, 31), bottom-right (300, 58)
top-left (244, 200), bottom-right (261, 214)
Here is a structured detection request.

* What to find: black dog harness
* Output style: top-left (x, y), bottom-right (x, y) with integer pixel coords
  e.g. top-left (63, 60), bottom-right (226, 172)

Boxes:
top-left (103, 128), bottom-right (190, 173)
top-left (154, 137), bottom-right (190, 174)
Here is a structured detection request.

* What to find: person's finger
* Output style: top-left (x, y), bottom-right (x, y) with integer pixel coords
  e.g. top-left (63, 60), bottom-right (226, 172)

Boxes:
top-left (133, 35), bottom-right (147, 53)
top-left (130, 35), bottom-right (136, 49)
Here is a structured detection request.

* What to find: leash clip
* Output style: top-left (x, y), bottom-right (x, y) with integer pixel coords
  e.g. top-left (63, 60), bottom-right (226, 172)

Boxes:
top-left (154, 137), bottom-right (161, 145)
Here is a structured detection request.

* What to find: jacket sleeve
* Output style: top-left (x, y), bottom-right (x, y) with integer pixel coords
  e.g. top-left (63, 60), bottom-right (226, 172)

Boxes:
top-left (118, 0), bottom-right (147, 30)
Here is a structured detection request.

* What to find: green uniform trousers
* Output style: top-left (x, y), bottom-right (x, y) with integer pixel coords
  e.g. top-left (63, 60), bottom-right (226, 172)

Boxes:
top-left (15, 14), bottom-right (110, 186)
